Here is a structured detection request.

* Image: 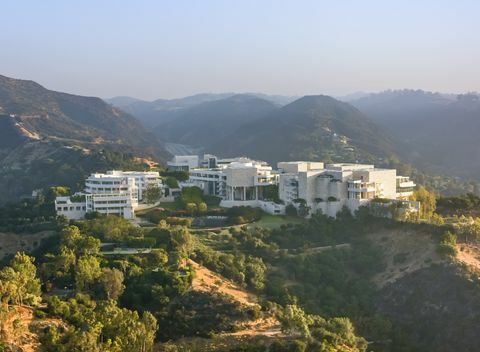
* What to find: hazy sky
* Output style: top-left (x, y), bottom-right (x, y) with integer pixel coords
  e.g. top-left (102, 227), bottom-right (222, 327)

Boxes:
top-left (2, 0), bottom-right (479, 100)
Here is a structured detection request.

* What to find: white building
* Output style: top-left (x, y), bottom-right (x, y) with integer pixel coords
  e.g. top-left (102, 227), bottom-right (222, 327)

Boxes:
top-left (167, 155), bottom-right (199, 171)
top-left (98, 170), bottom-right (162, 201)
top-left (55, 170), bottom-right (162, 220)
top-left (54, 195), bottom-right (88, 220)
top-left (187, 157), bottom-right (284, 214)
top-left (278, 161), bottom-right (417, 218)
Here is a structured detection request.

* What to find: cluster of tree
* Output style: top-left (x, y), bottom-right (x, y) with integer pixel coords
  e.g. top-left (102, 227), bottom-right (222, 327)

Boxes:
top-left (193, 245), bottom-right (266, 292)
top-left (156, 291), bottom-right (259, 340)
top-left (278, 304), bottom-right (367, 351)
top-left (78, 215), bottom-right (144, 242)
top-left (176, 186), bottom-right (208, 214)
top-left (0, 197), bottom-right (59, 233)
top-left (160, 170), bottom-right (190, 182)
top-left (39, 225), bottom-right (125, 299)
top-left (41, 294), bottom-right (157, 352)
top-left (268, 209), bottom-right (360, 249)
top-left (453, 217), bottom-right (480, 244)
top-left (437, 193), bottom-right (480, 216)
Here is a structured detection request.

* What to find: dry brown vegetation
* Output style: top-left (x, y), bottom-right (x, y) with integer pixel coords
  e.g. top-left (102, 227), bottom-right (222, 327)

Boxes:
top-left (1, 305), bottom-right (64, 352)
top-left (189, 259), bottom-right (281, 337)
top-left (368, 228), bottom-right (444, 288)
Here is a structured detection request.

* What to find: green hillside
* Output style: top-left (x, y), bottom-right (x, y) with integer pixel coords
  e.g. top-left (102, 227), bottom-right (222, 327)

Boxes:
top-left (212, 95), bottom-right (397, 165)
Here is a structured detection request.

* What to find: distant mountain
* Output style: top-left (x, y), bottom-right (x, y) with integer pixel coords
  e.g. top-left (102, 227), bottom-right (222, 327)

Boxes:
top-left (106, 93), bottom-right (297, 128)
top-left (155, 94), bottom-right (278, 148)
top-left (336, 91), bottom-right (371, 102)
top-left (248, 93), bottom-right (298, 106)
top-left (350, 90), bottom-right (480, 178)
top-left (211, 95), bottom-right (397, 165)
top-left (106, 96), bottom-right (145, 107)
top-left (106, 93), bottom-right (236, 127)
top-left (0, 74), bottom-right (169, 202)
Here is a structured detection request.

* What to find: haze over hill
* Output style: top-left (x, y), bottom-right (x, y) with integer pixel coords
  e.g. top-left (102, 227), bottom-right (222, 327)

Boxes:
top-left (155, 94), bottom-right (279, 149)
top-left (350, 90), bottom-right (480, 178)
top-left (208, 95), bottom-right (397, 165)
top-left (106, 93), bottom-right (297, 128)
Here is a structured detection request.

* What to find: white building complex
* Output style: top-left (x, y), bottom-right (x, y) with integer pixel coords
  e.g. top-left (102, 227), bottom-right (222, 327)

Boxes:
top-left (187, 157), bottom-right (284, 214)
top-left (55, 170), bottom-right (162, 220)
top-left (277, 161), bottom-right (418, 217)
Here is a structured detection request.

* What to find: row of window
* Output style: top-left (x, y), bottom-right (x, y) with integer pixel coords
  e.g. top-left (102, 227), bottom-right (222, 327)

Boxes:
top-left (93, 200), bottom-right (127, 204)
top-left (57, 206), bottom-right (87, 211)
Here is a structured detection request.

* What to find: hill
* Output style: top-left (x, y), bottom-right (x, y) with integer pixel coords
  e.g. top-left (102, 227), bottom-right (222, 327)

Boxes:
top-left (211, 95), bottom-right (397, 165)
top-left (0, 74), bottom-right (169, 203)
top-left (350, 90), bottom-right (480, 179)
top-left (106, 93), bottom-right (236, 128)
top-left (0, 74), bottom-right (166, 150)
top-left (106, 93), bottom-right (296, 129)
top-left (155, 94), bottom-right (278, 148)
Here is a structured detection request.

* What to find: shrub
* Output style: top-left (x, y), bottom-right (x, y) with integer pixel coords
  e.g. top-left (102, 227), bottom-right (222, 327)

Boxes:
top-left (226, 207), bottom-right (263, 225)
top-left (165, 217), bottom-right (193, 227)
top-left (285, 204), bottom-right (298, 217)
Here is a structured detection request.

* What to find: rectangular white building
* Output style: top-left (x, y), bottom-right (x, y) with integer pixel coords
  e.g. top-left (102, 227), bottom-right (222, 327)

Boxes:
top-left (278, 161), bottom-right (417, 218)
top-left (186, 157), bottom-right (284, 214)
top-left (55, 170), bottom-right (162, 220)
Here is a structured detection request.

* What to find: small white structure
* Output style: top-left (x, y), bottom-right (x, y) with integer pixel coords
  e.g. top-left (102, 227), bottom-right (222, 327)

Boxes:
top-left (167, 155), bottom-right (199, 171)
top-left (55, 170), bottom-right (162, 220)
top-left (278, 161), bottom-right (417, 218)
top-left (55, 195), bottom-right (87, 220)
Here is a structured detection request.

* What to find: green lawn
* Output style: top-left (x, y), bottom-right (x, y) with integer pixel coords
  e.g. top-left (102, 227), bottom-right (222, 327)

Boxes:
top-left (159, 201), bottom-right (180, 210)
top-left (249, 213), bottom-right (304, 229)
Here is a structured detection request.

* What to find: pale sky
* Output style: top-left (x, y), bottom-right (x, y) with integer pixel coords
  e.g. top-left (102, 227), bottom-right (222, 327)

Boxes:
top-left (2, 0), bottom-right (479, 100)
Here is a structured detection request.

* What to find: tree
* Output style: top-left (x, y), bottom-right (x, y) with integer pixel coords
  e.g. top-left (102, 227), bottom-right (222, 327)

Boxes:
top-left (170, 227), bottom-right (194, 262)
top-left (198, 202), bottom-right (208, 214)
top-left (186, 202), bottom-right (197, 215)
top-left (145, 184), bottom-right (161, 204)
top-left (459, 219), bottom-right (480, 243)
top-left (100, 268), bottom-right (125, 300)
top-left (150, 249), bottom-right (169, 267)
top-left (75, 255), bottom-right (101, 292)
top-left (164, 177), bottom-right (179, 189)
top-left (46, 186), bottom-right (71, 202)
top-left (412, 186), bottom-right (436, 219)
top-left (280, 304), bottom-right (313, 338)
top-left (245, 256), bottom-right (266, 291)
top-left (61, 225), bottom-right (100, 256)
top-left (0, 252), bottom-right (41, 307)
